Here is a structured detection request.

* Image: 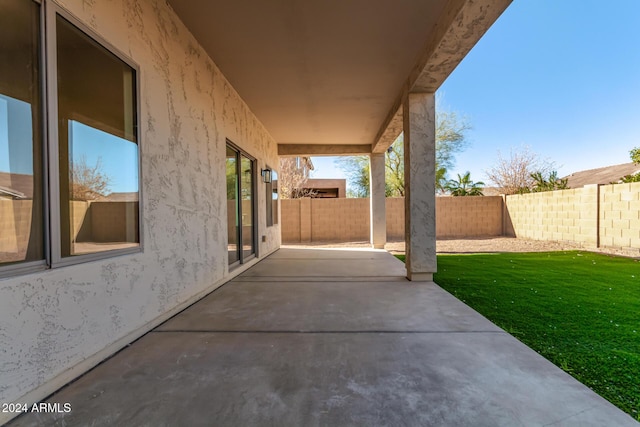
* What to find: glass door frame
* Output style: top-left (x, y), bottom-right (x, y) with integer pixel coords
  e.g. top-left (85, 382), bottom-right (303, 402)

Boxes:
top-left (226, 140), bottom-right (257, 268)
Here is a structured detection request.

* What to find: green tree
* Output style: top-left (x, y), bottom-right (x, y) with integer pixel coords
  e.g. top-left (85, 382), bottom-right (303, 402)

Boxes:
top-left (617, 147), bottom-right (640, 183)
top-left (530, 171), bottom-right (568, 192)
top-left (620, 174), bottom-right (640, 183)
top-left (444, 172), bottom-right (484, 196)
top-left (337, 156), bottom-right (370, 198)
top-left (337, 109), bottom-right (471, 197)
top-left (385, 137), bottom-right (404, 196)
top-left (436, 110), bottom-right (471, 174)
top-left (436, 166), bottom-right (448, 194)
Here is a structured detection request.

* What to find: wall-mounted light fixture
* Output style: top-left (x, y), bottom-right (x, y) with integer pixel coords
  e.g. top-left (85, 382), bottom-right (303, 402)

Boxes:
top-left (261, 168), bottom-right (272, 183)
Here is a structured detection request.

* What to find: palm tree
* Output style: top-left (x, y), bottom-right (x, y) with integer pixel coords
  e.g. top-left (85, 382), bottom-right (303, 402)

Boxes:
top-left (531, 170), bottom-right (568, 192)
top-left (435, 166), bottom-right (448, 194)
top-left (445, 172), bottom-right (484, 196)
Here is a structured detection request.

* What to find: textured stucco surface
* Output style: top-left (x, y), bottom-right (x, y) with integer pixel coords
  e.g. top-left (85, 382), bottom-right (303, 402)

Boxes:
top-left (0, 0), bottom-right (279, 416)
top-left (403, 93), bottom-right (437, 280)
top-left (369, 153), bottom-right (386, 248)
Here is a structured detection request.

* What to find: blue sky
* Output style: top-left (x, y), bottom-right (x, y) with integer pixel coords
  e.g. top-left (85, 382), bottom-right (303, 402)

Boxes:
top-left (1, 96), bottom-right (138, 194)
top-left (0, 96), bottom-right (33, 174)
top-left (70, 121), bottom-right (139, 193)
top-left (311, 0), bottom-right (640, 185)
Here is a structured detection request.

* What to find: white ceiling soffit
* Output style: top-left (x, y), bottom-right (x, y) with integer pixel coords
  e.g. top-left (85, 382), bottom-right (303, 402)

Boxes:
top-left (168, 0), bottom-right (511, 154)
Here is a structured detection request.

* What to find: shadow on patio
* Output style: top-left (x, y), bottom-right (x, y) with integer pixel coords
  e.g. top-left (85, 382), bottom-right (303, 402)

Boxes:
top-left (9, 248), bottom-right (637, 426)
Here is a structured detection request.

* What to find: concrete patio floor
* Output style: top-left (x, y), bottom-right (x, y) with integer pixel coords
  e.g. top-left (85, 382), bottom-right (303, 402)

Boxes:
top-left (9, 248), bottom-right (638, 426)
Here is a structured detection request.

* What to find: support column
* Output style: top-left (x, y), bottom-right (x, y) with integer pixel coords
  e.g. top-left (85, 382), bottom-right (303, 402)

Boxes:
top-left (403, 92), bottom-right (436, 281)
top-left (369, 152), bottom-right (386, 249)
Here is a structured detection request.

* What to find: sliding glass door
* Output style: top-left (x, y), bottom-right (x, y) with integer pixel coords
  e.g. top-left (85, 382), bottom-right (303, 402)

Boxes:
top-left (226, 142), bottom-right (255, 266)
top-left (226, 146), bottom-right (239, 264)
top-left (240, 155), bottom-right (255, 260)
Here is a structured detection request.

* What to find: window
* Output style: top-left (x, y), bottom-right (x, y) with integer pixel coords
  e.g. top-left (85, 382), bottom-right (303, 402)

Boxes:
top-left (265, 168), bottom-right (278, 227)
top-left (54, 13), bottom-right (140, 259)
top-left (272, 169), bottom-right (278, 225)
top-left (0, 1), bottom-right (140, 277)
top-left (226, 142), bottom-right (256, 266)
top-left (0, 0), bottom-right (43, 269)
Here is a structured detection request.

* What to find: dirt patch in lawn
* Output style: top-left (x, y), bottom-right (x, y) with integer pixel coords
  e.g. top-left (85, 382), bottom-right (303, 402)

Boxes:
top-left (285, 237), bottom-right (640, 258)
top-left (389, 237), bottom-right (585, 255)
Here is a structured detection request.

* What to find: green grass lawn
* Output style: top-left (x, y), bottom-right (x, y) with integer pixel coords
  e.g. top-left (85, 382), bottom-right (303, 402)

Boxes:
top-left (396, 251), bottom-right (640, 419)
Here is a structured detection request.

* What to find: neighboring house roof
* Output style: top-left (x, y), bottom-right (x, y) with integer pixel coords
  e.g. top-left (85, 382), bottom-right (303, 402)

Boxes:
top-left (303, 178), bottom-right (347, 198)
top-left (0, 172), bottom-right (34, 199)
top-left (104, 192), bottom-right (139, 202)
top-left (480, 187), bottom-right (503, 196)
top-left (564, 162), bottom-right (640, 188)
top-left (0, 185), bottom-right (26, 199)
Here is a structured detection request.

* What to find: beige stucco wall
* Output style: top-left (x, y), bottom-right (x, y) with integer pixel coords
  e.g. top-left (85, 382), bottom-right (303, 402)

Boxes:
top-left (0, 0), bottom-right (280, 416)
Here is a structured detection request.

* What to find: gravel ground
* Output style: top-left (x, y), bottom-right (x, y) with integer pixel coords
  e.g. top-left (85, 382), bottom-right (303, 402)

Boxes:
top-left (284, 237), bottom-right (640, 259)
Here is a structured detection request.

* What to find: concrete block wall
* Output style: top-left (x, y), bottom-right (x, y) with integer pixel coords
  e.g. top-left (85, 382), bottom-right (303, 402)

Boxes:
top-left (89, 202), bottom-right (140, 243)
top-left (599, 182), bottom-right (640, 251)
top-left (0, 200), bottom-right (32, 258)
top-left (311, 197), bottom-right (370, 241)
top-left (505, 185), bottom-right (599, 247)
top-left (386, 198), bottom-right (405, 240)
top-left (300, 198), bottom-right (312, 242)
top-left (281, 196), bottom-right (504, 243)
top-left (68, 201), bottom-right (140, 243)
top-left (1, 200), bottom-right (141, 256)
top-left (70, 201), bottom-right (90, 241)
top-left (281, 198), bottom-right (371, 242)
top-left (437, 196), bottom-right (503, 238)
top-left (281, 199), bottom-right (301, 242)
top-left (281, 186), bottom-right (640, 253)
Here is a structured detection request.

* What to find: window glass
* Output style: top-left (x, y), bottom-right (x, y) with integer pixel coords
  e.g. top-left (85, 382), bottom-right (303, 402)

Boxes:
top-left (0, 0), bottom-right (43, 266)
top-left (271, 170), bottom-right (278, 225)
top-left (226, 146), bottom-right (239, 264)
top-left (56, 14), bottom-right (139, 257)
top-left (226, 143), bottom-right (255, 266)
top-left (241, 155), bottom-right (254, 260)
top-left (265, 168), bottom-right (278, 227)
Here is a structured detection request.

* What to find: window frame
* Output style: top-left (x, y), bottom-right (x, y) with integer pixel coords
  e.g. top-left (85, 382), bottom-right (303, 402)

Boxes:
top-left (46, 3), bottom-right (143, 268)
top-left (0, 0), bottom-right (143, 278)
top-left (0, 0), bottom-right (48, 279)
top-left (265, 164), bottom-right (278, 227)
top-left (226, 140), bottom-right (258, 268)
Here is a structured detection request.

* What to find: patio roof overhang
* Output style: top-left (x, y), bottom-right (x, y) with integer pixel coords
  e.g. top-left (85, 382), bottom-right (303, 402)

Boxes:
top-left (167, 0), bottom-right (511, 156)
